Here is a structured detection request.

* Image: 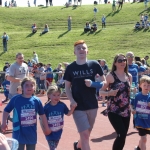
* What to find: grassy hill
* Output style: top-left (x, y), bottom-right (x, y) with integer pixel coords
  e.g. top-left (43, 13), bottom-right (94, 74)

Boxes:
top-left (0, 3), bottom-right (150, 70)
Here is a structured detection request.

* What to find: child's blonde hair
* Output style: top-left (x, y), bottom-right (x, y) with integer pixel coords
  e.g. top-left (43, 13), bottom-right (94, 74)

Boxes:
top-left (139, 75), bottom-right (150, 85)
top-left (17, 86), bottom-right (22, 93)
top-left (21, 77), bottom-right (36, 94)
top-left (46, 84), bottom-right (61, 104)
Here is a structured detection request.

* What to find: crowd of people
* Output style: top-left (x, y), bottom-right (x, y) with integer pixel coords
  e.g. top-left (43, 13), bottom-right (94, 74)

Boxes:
top-left (134, 14), bottom-right (149, 30)
top-left (0, 40), bottom-right (150, 150)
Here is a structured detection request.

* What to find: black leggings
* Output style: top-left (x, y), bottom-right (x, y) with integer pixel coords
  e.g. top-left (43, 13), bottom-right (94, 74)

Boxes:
top-left (108, 112), bottom-right (130, 150)
top-left (18, 144), bottom-right (36, 150)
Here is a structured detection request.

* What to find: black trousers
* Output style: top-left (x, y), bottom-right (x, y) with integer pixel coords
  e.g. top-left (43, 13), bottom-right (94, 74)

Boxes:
top-left (108, 112), bottom-right (130, 150)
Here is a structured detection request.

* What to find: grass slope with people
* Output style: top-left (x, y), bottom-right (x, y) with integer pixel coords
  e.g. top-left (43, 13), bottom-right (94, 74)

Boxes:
top-left (0, 3), bottom-right (149, 69)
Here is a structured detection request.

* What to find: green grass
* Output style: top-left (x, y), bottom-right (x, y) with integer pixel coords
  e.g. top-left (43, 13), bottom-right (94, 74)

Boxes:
top-left (0, 3), bottom-right (150, 69)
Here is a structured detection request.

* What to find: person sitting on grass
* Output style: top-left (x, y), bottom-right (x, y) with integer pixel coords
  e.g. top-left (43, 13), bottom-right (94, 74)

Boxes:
top-left (84, 22), bottom-right (91, 32)
top-left (134, 21), bottom-right (141, 29)
top-left (145, 20), bottom-right (150, 29)
top-left (40, 24), bottom-right (49, 35)
top-left (32, 23), bottom-right (37, 33)
top-left (91, 22), bottom-right (97, 32)
top-left (140, 20), bottom-right (145, 28)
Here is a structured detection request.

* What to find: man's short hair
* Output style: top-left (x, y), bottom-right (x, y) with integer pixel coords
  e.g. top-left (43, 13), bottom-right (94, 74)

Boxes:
top-left (74, 40), bottom-right (85, 47)
top-left (16, 53), bottom-right (23, 58)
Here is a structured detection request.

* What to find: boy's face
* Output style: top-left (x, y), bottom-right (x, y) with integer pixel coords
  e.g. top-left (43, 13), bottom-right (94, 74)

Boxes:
top-left (74, 43), bottom-right (88, 59)
top-left (140, 81), bottom-right (150, 94)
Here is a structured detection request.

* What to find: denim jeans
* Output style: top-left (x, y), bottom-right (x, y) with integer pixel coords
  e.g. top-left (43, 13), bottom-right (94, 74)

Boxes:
top-left (3, 41), bottom-right (7, 51)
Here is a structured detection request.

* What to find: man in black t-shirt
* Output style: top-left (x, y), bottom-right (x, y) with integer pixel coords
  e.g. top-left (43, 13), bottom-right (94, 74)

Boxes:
top-left (64, 40), bottom-right (106, 150)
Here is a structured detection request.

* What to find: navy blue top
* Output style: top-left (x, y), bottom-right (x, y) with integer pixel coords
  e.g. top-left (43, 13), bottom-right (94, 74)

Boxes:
top-left (44, 101), bottom-right (69, 141)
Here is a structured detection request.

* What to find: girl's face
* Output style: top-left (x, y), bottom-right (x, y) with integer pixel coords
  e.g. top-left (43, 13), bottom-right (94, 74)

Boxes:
top-left (48, 91), bottom-right (61, 105)
top-left (22, 81), bottom-right (35, 97)
top-left (17, 88), bottom-right (22, 94)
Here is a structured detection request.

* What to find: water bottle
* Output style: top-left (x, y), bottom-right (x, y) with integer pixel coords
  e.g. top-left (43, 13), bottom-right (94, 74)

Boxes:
top-left (130, 82), bottom-right (135, 99)
top-left (6, 138), bottom-right (19, 150)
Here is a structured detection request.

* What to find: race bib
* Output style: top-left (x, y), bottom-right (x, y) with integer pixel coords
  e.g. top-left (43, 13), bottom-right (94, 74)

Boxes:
top-left (136, 101), bottom-right (150, 114)
top-left (48, 115), bottom-right (63, 132)
top-left (21, 109), bottom-right (36, 127)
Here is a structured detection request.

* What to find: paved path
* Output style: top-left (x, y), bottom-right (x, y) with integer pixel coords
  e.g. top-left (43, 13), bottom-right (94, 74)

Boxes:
top-left (0, 94), bottom-right (149, 150)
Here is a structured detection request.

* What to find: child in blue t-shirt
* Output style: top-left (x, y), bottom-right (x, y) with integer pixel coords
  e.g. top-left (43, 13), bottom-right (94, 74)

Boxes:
top-left (1, 77), bottom-right (51, 150)
top-left (131, 75), bottom-right (150, 150)
top-left (2, 74), bottom-right (10, 103)
top-left (40, 84), bottom-right (76, 150)
top-left (101, 15), bottom-right (106, 28)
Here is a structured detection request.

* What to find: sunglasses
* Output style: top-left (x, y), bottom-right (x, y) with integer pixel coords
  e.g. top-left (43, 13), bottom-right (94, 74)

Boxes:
top-left (117, 59), bottom-right (127, 63)
top-left (127, 56), bottom-right (134, 58)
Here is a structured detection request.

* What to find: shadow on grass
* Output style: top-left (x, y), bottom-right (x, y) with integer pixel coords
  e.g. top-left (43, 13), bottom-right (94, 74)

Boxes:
top-left (72, 5), bottom-right (78, 10)
top-left (138, 7), bottom-right (150, 15)
top-left (106, 12), bottom-right (112, 18)
top-left (39, 32), bottom-right (48, 36)
top-left (111, 9), bottom-right (120, 16)
top-left (26, 33), bottom-right (36, 38)
top-left (80, 31), bottom-right (87, 36)
top-left (143, 28), bottom-right (149, 32)
top-left (58, 30), bottom-right (69, 38)
top-left (94, 29), bottom-right (102, 35)
top-left (91, 132), bottom-right (116, 142)
top-left (0, 51), bottom-right (5, 56)
top-left (87, 30), bottom-right (97, 36)
top-left (132, 28), bottom-right (143, 33)
top-left (39, 6), bottom-right (48, 9)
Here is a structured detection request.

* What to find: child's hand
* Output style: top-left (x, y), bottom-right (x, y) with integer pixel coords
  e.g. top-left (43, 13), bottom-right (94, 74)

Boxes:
top-left (148, 102), bottom-right (150, 107)
top-left (70, 104), bottom-right (77, 110)
top-left (131, 109), bottom-right (136, 115)
top-left (108, 89), bottom-right (119, 96)
top-left (1, 123), bottom-right (8, 133)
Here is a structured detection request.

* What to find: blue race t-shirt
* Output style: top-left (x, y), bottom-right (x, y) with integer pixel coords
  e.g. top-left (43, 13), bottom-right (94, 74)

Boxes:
top-left (138, 66), bottom-right (146, 79)
top-left (44, 101), bottom-right (69, 141)
top-left (4, 95), bottom-right (44, 144)
top-left (63, 60), bottom-right (104, 110)
top-left (45, 67), bottom-right (53, 78)
top-left (128, 64), bottom-right (138, 86)
top-left (132, 92), bottom-right (150, 130)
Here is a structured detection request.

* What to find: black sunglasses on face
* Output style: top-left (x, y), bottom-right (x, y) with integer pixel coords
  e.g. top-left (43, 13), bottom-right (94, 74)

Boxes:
top-left (117, 59), bottom-right (127, 63)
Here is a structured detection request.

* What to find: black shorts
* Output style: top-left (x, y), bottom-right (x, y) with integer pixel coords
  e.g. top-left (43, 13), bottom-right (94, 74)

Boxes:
top-left (137, 128), bottom-right (150, 136)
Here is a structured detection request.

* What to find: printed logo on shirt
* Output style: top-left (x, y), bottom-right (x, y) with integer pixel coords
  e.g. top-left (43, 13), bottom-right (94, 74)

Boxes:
top-left (136, 101), bottom-right (150, 114)
top-left (21, 104), bottom-right (36, 127)
top-left (19, 67), bottom-right (27, 75)
top-left (72, 69), bottom-right (93, 78)
top-left (48, 111), bottom-right (63, 132)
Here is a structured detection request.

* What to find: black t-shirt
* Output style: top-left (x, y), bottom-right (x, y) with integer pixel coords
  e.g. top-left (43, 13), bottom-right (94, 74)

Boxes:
top-left (3, 66), bottom-right (8, 72)
top-left (63, 60), bottom-right (103, 110)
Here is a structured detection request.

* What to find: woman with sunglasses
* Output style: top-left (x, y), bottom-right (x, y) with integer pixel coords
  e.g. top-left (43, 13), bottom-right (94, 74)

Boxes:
top-left (100, 54), bottom-right (132, 150)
